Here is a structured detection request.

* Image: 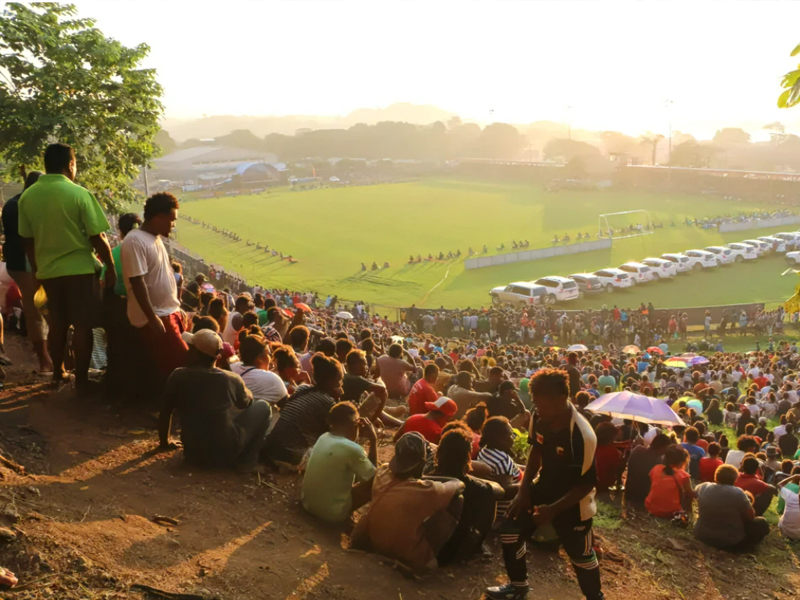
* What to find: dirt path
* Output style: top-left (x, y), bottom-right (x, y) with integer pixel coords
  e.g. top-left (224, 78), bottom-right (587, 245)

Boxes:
top-left (0, 335), bottom-right (799, 599)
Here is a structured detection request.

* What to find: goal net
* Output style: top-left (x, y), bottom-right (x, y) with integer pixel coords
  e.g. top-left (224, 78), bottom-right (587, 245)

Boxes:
top-left (598, 210), bottom-right (656, 240)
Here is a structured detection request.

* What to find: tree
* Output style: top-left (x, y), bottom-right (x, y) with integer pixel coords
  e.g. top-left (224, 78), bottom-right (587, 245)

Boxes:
top-left (154, 130), bottom-right (177, 156)
top-left (473, 123), bottom-right (523, 160)
top-left (778, 42), bottom-right (800, 108)
top-left (599, 131), bottom-right (639, 155)
top-left (639, 134), bottom-right (664, 165)
top-left (669, 140), bottom-right (720, 168)
top-left (215, 129), bottom-right (266, 152)
top-left (543, 138), bottom-right (601, 162)
top-left (0, 3), bottom-right (163, 210)
top-left (712, 128), bottom-right (751, 146)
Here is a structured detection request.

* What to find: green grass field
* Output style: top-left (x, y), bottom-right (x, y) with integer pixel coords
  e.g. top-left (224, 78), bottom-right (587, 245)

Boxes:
top-left (173, 178), bottom-right (798, 310)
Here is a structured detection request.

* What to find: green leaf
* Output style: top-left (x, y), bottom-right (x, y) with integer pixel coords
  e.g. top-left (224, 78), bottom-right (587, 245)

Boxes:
top-left (778, 89), bottom-right (792, 109)
top-left (789, 79), bottom-right (800, 108)
top-left (782, 70), bottom-right (800, 89)
top-left (792, 42), bottom-right (800, 57)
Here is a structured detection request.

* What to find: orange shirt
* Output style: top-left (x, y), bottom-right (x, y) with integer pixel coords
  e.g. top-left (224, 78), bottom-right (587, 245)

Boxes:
top-left (645, 465), bottom-right (690, 518)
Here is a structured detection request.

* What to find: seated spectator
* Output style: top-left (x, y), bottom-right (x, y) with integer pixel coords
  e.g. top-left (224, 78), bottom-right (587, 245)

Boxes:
top-left (699, 442), bottom-right (724, 483)
top-left (476, 416), bottom-right (522, 518)
top-left (681, 427), bottom-right (707, 480)
top-left (594, 422), bottom-right (624, 493)
top-left (725, 435), bottom-right (759, 469)
top-left (301, 402), bottom-right (378, 523)
top-left (705, 399), bottom-right (723, 426)
top-left (394, 397), bottom-right (457, 444)
top-left (448, 371), bottom-right (494, 419)
top-left (626, 433), bottom-right (673, 503)
top-left (231, 335), bottom-right (289, 404)
top-left (342, 349), bottom-right (404, 425)
top-left (432, 428), bottom-right (504, 563)
top-left (735, 454), bottom-right (778, 516)
top-left (778, 465), bottom-right (800, 513)
top-left (351, 432), bottom-right (465, 573)
top-left (408, 363), bottom-right (440, 415)
top-left (779, 423), bottom-right (799, 458)
top-left (694, 464), bottom-right (770, 550)
top-left (158, 330), bottom-right (271, 473)
top-left (376, 343), bottom-right (415, 399)
top-left (273, 344), bottom-right (311, 395)
top-left (778, 473), bottom-right (800, 540)
top-left (645, 445), bottom-right (694, 520)
top-left (464, 403), bottom-right (488, 459)
top-left (486, 380), bottom-right (530, 430)
top-left (262, 353), bottom-right (343, 467)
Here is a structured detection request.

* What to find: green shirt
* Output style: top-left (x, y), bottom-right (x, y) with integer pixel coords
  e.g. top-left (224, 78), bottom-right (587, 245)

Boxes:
top-left (301, 432), bottom-right (376, 523)
top-left (18, 174), bottom-right (110, 280)
top-left (111, 245), bottom-right (126, 297)
top-left (256, 309), bottom-right (268, 327)
top-left (598, 375), bottom-right (617, 392)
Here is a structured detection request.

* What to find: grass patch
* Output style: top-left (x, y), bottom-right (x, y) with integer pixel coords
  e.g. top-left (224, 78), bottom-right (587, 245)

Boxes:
top-left (173, 178), bottom-right (798, 309)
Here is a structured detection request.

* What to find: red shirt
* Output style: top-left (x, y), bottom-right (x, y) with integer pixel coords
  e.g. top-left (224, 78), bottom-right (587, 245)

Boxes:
top-left (408, 379), bottom-right (438, 416)
top-left (753, 376), bottom-right (769, 389)
top-left (696, 439), bottom-right (709, 452)
top-left (595, 444), bottom-right (624, 492)
top-left (699, 457), bottom-right (723, 483)
top-left (735, 473), bottom-right (771, 496)
top-left (399, 414), bottom-right (443, 444)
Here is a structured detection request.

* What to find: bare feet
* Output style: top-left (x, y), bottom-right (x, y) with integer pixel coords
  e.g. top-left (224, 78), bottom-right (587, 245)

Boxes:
top-left (0, 566), bottom-right (18, 587)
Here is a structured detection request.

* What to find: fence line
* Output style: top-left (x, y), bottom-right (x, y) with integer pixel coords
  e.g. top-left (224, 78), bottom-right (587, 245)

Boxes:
top-left (464, 238), bottom-right (613, 270)
top-left (718, 215), bottom-right (800, 233)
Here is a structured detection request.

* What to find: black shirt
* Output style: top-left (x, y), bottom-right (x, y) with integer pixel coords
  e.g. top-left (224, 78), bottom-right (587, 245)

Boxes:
top-left (625, 446), bottom-right (662, 502)
top-left (566, 364), bottom-right (582, 398)
top-left (486, 394), bottom-right (523, 421)
top-left (163, 366), bottom-right (252, 466)
top-left (779, 433), bottom-right (799, 457)
top-left (529, 404), bottom-right (597, 520)
top-left (341, 374), bottom-right (374, 402)
top-left (266, 385), bottom-right (335, 462)
top-left (1, 194), bottom-right (27, 272)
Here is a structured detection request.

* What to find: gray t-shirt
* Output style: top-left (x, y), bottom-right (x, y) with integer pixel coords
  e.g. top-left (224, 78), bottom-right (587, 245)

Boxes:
top-left (694, 482), bottom-right (752, 547)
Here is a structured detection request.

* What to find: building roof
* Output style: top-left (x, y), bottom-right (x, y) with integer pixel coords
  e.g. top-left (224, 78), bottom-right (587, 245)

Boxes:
top-left (154, 146), bottom-right (277, 167)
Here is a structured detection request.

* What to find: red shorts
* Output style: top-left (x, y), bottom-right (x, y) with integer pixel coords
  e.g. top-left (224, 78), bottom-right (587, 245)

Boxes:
top-left (139, 312), bottom-right (188, 381)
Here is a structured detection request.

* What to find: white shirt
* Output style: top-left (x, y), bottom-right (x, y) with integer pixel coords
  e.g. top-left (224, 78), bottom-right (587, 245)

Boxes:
top-left (780, 486), bottom-right (800, 540)
top-left (230, 362), bottom-right (288, 403)
top-left (725, 450), bottom-right (746, 469)
top-left (222, 311), bottom-right (242, 345)
top-left (120, 229), bottom-right (180, 328)
top-left (775, 425), bottom-right (787, 438)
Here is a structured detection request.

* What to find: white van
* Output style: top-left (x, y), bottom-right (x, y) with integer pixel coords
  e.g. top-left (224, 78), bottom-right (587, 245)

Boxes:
top-left (618, 262), bottom-right (655, 284)
top-left (641, 257), bottom-right (677, 278)
top-left (533, 276), bottom-right (581, 303)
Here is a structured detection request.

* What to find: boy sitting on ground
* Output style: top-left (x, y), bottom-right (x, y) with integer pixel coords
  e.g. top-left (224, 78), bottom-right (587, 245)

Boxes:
top-left (302, 402), bottom-right (378, 523)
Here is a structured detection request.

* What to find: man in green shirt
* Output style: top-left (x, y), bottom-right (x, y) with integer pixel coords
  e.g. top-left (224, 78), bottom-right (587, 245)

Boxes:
top-left (18, 143), bottom-right (115, 392)
top-left (598, 369), bottom-right (617, 393)
top-left (301, 401), bottom-right (377, 523)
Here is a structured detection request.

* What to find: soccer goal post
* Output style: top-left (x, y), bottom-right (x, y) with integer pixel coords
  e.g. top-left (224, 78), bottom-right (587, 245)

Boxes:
top-left (598, 209), bottom-right (656, 240)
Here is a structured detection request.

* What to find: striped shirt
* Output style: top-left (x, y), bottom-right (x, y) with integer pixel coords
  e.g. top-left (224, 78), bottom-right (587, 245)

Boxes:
top-left (266, 385), bottom-right (335, 460)
top-left (477, 447), bottom-right (521, 481)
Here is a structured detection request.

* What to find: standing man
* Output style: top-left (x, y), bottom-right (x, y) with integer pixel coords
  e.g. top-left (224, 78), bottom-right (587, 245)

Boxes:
top-left (2, 169), bottom-right (53, 373)
top-left (18, 143), bottom-right (115, 392)
top-left (121, 193), bottom-right (186, 389)
top-left (486, 369), bottom-right (602, 600)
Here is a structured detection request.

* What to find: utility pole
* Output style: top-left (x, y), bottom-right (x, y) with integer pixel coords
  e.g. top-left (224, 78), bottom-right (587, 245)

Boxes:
top-left (665, 99), bottom-right (674, 185)
top-left (143, 163), bottom-right (150, 197)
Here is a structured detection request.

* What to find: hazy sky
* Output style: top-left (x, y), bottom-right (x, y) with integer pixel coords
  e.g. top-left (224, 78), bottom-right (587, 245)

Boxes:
top-left (68, 0), bottom-right (800, 138)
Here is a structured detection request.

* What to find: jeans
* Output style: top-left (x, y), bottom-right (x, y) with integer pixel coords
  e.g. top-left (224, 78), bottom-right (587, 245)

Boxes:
top-left (234, 400), bottom-right (272, 467)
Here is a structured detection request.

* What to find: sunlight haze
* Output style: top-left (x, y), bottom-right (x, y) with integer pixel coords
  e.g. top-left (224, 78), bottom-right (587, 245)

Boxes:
top-left (67, 0), bottom-right (800, 137)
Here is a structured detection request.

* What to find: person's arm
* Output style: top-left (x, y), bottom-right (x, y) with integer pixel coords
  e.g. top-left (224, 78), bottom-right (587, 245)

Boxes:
top-left (233, 377), bottom-right (253, 409)
top-left (680, 477), bottom-right (695, 515)
top-left (21, 237), bottom-right (36, 278)
top-left (129, 275), bottom-right (166, 334)
top-left (359, 418), bottom-right (378, 466)
top-left (506, 443), bottom-right (542, 518)
top-left (89, 232), bottom-right (115, 290)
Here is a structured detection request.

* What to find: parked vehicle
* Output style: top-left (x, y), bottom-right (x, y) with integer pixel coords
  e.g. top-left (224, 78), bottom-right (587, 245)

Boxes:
top-left (741, 239), bottom-right (770, 256)
top-left (774, 232), bottom-right (800, 250)
top-left (592, 268), bottom-right (635, 292)
top-left (704, 246), bottom-right (736, 264)
top-left (490, 282), bottom-right (548, 307)
top-left (757, 236), bottom-right (787, 253)
top-left (641, 257), bottom-right (678, 278)
top-left (787, 251), bottom-right (800, 267)
top-left (684, 249), bottom-right (720, 270)
top-left (726, 242), bottom-right (758, 261)
top-left (568, 273), bottom-right (605, 294)
top-left (661, 253), bottom-right (693, 273)
top-left (533, 276), bottom-right (581, 303)
top-left (618, 262), bottom-right (655, 284)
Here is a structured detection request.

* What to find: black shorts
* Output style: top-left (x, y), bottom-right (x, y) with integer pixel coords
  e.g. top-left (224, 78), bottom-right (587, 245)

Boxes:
top-left (41, 273), bottom-right (102, 331)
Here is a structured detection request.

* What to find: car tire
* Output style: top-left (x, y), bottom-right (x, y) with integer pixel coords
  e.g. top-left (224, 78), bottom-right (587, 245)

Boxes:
top-left (652, 273), bottom-right (660, 281)
top-left (630, 279), bottom-right (637, 286)
top-left (492, 296), bottom-right (501, 305)
top-left (693, 262), bottom-right (702, 271)
top-left (790, 258), bottom-right (798, 267)
top-left (578, 291), bottom-right (584, 300)
top-left (546, 294), bottom-right (556, 305)
top-left (606, 284), bottom-right (614, 293)
top-left (735, 255), bottom-right (744, 263)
